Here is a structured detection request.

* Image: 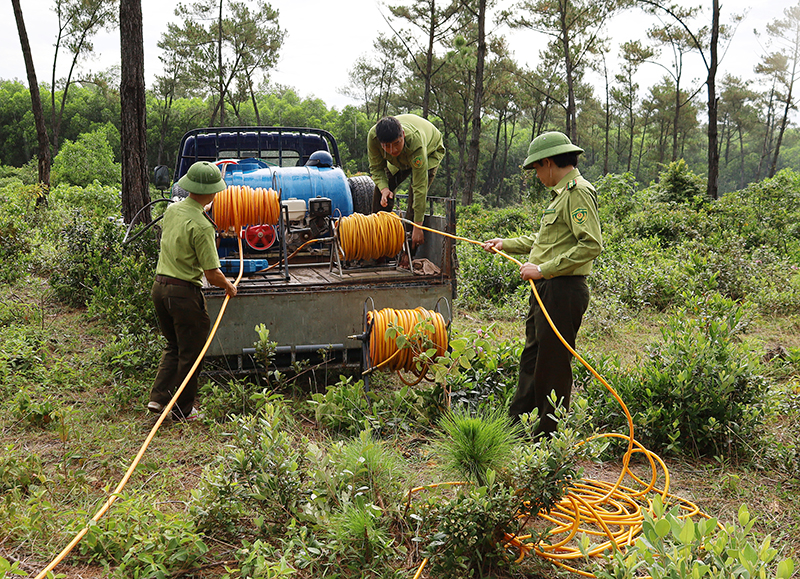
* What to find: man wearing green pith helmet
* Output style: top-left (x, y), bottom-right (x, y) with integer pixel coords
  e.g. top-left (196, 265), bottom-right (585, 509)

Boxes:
top-left (483, 131), bottom-right (603, 438)
top-left (148, 161), bottom-right (237, 421)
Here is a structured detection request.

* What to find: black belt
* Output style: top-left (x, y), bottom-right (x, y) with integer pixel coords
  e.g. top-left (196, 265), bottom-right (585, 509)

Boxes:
top-left (155, 275), bottom-right (197, 288)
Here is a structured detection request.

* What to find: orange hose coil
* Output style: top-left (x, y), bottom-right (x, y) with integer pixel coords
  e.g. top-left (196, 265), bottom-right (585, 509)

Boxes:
top-left (213, 185), bottom-right (281, 231)
top-left (367, 307), bottom-right (448, 374)
top-left (337, 212), bottom-right (405, 261)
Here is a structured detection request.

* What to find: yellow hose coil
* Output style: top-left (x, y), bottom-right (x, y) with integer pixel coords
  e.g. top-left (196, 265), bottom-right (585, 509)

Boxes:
top-left (366, 307), bottom-right (449, 386)
top-left (337, 211), bottom-right (405, 260)
top-left (213, 185), bottom-right (280, 230)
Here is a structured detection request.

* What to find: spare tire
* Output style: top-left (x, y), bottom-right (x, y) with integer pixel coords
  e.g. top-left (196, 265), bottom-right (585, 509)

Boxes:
top-left (348, 175), bottom-right (375, 215)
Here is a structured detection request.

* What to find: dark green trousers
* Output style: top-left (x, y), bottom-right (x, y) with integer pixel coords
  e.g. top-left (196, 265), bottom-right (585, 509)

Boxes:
top-left (150, 280), bottom-right (210, 417)
top-left (510, 276), bottom-right (590, 437)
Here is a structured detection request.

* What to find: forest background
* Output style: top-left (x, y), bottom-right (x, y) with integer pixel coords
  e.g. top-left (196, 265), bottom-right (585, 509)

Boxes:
top-left (2, 0), bottom-right (799, 204)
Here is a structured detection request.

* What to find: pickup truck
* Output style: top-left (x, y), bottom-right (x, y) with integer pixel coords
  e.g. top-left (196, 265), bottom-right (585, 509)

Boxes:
top-left (167, 126), bottom-right (456, 376)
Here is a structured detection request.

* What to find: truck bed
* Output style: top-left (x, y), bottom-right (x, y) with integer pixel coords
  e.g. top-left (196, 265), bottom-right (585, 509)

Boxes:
top-left (202, 210), bottom-right (456, 373)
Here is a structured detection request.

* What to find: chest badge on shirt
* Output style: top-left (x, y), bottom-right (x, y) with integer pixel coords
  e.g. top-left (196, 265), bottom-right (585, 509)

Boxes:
top-left (571, 208), bottom-right (588, 225)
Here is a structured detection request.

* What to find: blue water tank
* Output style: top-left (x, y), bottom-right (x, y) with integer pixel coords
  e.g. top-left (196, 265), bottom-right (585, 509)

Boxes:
top-left (222, 159), bottom-right (354, 218)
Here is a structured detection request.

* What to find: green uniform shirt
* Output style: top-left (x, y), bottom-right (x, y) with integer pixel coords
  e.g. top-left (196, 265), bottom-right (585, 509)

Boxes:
top-left (502, 168), bottom-right (602, 278)
top-left (367, 114), bottom-right (445, 224)
top-left (155, 197), bottom-right (220, 286)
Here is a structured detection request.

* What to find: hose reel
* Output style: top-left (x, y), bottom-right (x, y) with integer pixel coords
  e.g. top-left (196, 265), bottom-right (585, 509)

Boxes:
top-left (353, 298), bottom-right (451, 393)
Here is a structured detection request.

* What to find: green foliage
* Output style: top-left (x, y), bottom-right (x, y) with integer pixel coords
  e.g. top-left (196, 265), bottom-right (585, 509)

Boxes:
top-left (593, 499), bottom-right (794, 579)
top-left (326, 500), bottom-right (396, 573)
top-left (51, 127), bottom-right (121, 187)
top-left (199, 377), bottom-right (286, 421)
top-left (0, 446), bottom-right (45, 493)
top-left (580, 293), bottom-right (767, 457)
top-left (651, 159), bottom-right (708, 206)
top-left (47, 210), bottom-right (158, 331)
top-left (309, 376), bottom-right (375, 435)
top-left (417, 475), bottom-right (521, 579)
top-left (509, 396), bottom-right (601, 517)
top-left (309, 375), bottom-right (433, 437)
top-left (426, 326), bottom-right (521, 412)
top-left (49, 181), bottom-right (121, 220)
top-left (190, 404), bottom-right (305, 537)
top-left (79, 497), bottom-right (209, 578)
top-left (327, 430), bottom-right (407, 507)
top-left (231, 541), bottom-right (296, 579)
top-left (0, 555), bottom-right (26, 577)
top-left (433, 405), bottom-right (521, 486)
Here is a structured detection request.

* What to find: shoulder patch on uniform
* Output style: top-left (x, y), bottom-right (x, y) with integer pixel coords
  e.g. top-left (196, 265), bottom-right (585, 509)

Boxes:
top-left (568, 178), bottom-right (578, 189)
top-left (571, 207), bottom-right (588, 225)
top-left (412, 156), bottom-right (424, 168)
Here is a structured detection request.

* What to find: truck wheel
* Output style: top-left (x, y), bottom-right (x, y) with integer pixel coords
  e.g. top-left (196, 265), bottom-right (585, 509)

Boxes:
top-left (348, 175), bottom-right (374, 215)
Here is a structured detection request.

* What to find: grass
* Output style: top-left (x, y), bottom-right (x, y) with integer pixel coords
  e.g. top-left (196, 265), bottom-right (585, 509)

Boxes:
top-left (1, 272), bottom-right (799, 577)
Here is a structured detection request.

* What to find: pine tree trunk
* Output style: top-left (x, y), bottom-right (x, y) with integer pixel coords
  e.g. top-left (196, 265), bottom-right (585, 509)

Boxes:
top-left (120, 0), bottom-right (151, 225)
top-left (11, 0), bottom-right (51, 199)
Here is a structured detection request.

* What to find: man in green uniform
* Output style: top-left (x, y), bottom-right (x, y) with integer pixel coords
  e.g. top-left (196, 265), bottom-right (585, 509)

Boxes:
top-left (148, 161), bottom-right (237, 420)
top-left (367, 114), bottom-right (445, 248)
top-left (483, 131), bottom-right (602, 438)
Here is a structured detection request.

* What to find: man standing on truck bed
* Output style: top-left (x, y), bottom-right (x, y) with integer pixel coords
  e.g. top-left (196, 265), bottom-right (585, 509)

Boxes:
top-left (368, 114), bottom-right (445, 249)
top-left (148, 161), bottom-right (237, 420)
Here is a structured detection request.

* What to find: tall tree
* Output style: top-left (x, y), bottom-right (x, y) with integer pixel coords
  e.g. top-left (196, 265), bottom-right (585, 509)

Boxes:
top-left (49, 0), bottom-right (118, 152)
top-left (167, 0), bottom-right (283, 126)
top-left (718, 74), bottom-right (758, 190)
top-left (119, 0), bottom-right (150, 225)
top-left (342, 35), bottom-right (406, 122)
top-left (507, 0), bottom-right (621, 142)
top-left (760, 2), bottom-right (800, 177)
top-left (385, 0), bottom-right (461, 118)
top-left (638, 0), bottom-right (742, 199)
top-left (611, 40), bottom-right (652, 172)
top-left (460, 0), bottom-right (489, 205)
top-left (646, 6), bottom-right (702, 161)
top-left (11, 0), bottom-right (51, 194)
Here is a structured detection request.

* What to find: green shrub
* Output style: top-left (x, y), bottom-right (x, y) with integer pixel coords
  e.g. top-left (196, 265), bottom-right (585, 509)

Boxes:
top-left (48, 210), bottom-right (158, 332)
top-left (651, 159), bottom-right (707, 206)
top-left (199, 378), bottom-right (285, 421)
top-left (79, 497), bottom-right (209, 578)
top-left (0, 446), bottom-right (45, 493)
top-left (416, 473), bottom-right (521, 579)
top-left (51, 128), bottom-right (121, 187)
top-left (433, 405), bottom-right (521, 486)
top-left (580, 293), bottom-right (767, 458)
top-left (49, 181), bottom-right (121, 220)
top-left (327, 430), bottom-right (407, 507)
top-left (593, 500), bottom-right (794, 579)
top-left (325, 500), bottom-right (396, 573)
top-left (190, 405), bottom-right (305, 537)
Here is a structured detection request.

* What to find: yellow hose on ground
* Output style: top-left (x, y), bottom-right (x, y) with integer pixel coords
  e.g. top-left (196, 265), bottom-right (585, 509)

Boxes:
top-left (392, 214), bottom-right (715, 578)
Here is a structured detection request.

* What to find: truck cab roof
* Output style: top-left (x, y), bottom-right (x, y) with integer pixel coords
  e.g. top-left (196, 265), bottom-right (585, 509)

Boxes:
top-left (174, 127), bottom-right (342, 179)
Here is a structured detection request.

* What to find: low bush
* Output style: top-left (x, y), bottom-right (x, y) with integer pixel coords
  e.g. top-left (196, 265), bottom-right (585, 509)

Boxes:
top-left (594, 500), bottom-right (794, 579)
top-left (579, 293), bottom-right (767, 458)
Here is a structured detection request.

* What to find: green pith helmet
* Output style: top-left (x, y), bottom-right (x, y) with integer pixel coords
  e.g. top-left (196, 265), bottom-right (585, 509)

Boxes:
top-left (177, 161), bottom-right (226, 195)
top-left (522, 131), bottom-right (584, 169)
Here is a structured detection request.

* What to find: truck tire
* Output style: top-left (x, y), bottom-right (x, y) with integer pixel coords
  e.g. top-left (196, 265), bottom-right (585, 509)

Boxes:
top-left (348, 175), bottom-right (374, 215)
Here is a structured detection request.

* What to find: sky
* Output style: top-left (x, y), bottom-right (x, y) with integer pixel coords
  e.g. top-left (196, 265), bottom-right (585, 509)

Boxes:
top-left (0, 0), bottom-right (795, 112)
